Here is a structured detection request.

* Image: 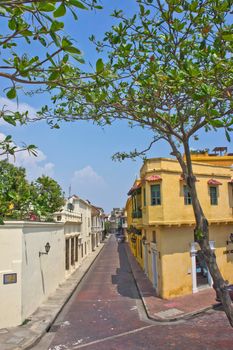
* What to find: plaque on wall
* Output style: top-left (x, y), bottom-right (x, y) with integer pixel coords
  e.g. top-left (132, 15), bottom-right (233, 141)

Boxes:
top-left (3, 273), bottom-right (17, 284)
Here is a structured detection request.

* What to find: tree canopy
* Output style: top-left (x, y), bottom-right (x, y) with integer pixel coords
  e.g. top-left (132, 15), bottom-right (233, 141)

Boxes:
top-left (0, 160), bottom-right (31, 222)
top-left (0, 160), bottom-right (64, 222)
top-left (31, 175), bottom-right (65, 219)
top-left (49, 0), bottom-right (233, 151)
top-left (0, 0), bottom-right (101, 156)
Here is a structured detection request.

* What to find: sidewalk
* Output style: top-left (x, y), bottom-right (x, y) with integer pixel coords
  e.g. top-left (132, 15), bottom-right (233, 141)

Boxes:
top-left (0, 239), bottom-right (108, 350)
top-left (125, 243), bottom-right (221, 322)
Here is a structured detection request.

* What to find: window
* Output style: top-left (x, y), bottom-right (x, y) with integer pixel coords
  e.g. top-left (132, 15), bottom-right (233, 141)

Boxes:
top-left (152, 230), bottom-right (156, 243)
top-left (140, 239), bottom-right (143, 259)
top-left (184, 185), bottom-right (192, 205)
top-left (210, 186), bottom-right (218, 205)
top-left (143, 188), bottom-right (146, 206)
top-left (151, 184), bottom-right (161, 205)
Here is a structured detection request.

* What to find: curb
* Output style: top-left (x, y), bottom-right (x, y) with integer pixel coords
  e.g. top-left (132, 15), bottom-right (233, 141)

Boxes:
top-left (124, 243), bottom-right (221, 323)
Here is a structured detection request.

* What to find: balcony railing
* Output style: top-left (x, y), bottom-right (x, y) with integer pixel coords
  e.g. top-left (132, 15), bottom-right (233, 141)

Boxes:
top-left (54, 210), bottom-right (82, 224)
top-left (132, 210), bottom-right (142, 219)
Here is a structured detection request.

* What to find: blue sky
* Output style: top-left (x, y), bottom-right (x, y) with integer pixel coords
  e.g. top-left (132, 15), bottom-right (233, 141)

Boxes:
top-left (0, 1), bottom-right (232, 213)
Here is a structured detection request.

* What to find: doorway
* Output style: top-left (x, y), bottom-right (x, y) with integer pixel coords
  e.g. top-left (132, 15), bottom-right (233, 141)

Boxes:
top-left (151, 249), bottom-right (158, 292)
top-left (196, 251), bottom-right (208, 288)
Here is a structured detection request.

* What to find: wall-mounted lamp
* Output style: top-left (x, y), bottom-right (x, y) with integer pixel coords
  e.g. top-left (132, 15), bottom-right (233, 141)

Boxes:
top-left (226, 233), bottom-right (233, 245)
top-left (39, 242), bottom-right (51, 257)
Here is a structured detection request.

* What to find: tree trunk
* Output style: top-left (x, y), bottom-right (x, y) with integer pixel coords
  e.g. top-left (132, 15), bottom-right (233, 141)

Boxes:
top-left (183, 140), bottom-right (233, 327)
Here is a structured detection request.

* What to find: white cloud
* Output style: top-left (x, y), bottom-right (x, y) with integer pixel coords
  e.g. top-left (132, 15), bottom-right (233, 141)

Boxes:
top-left (0, 97), bottom-right (38, 125)
top-left (0, 132), bottom-right (54, 180)
top-left (71, 166), bottom-right (107, 202)
top-left (72, 166), bottom-right (105, 185)
top-left (0, 132), bottom-right (6, 141)
top-left (13, 150), bottom-right (55, 180)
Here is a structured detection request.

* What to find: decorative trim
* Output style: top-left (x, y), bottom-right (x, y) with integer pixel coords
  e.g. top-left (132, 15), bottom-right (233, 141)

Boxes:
top-left (207, 179), bottom-right (222, 186)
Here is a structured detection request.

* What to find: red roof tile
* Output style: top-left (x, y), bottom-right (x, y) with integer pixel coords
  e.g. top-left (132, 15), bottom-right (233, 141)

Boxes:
top-left (146, 175), bottom-right (162, 182)
top-left (127, 182), bottom-right (141, 195)
top-left (207, 179), bottom-right (222, 185)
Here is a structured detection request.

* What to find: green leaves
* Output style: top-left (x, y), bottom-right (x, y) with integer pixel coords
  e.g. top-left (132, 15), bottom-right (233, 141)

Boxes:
top-left (54, 3), bottom-right (66, 18)
top-left (225, 129), bottom-right (231, 142)
top-left (222, 33), bottom-right (233, 41)
top-left (37, 3), bottom-right (56, 12)
top-left (64, 46), bottom-right (81, 55)
top-left (96, 58), bottom-right (104, 73)
top-left (69, 0), bottom-right (88, 10)
top-left (6, 87), bottom-right (16, 99)
top-left (3, 115), bottom-right (17, 126)
top-left (0, 161), bottom-right (64, 221)
top-left (50, 20), bottom-right (64, 32)
top-left (210, 120), bottom-right (223, 128)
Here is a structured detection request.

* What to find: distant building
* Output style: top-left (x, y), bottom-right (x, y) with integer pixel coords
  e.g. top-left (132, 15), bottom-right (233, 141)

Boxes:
top-left (91, 205), bottom-right (105, 251)
top-left (109, 208), bottom-right (125, 233)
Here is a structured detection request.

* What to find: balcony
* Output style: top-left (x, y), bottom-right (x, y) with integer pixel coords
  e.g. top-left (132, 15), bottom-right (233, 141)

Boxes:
top-left (54, 210), bottom-right (82, 224)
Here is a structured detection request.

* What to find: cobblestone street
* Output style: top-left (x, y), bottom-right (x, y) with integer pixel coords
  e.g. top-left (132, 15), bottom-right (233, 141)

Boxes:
top-left (33, 235), bottom-right (233, 350)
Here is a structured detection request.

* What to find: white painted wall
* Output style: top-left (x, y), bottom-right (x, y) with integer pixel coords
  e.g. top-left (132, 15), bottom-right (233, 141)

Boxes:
top-left (0, 224), bottom-right (22, 328)
top-left (0, 221), bottom-right (64, 328)
top-left (75, 198), bottom-right (92, 256)
top-left (21, 222), bottom-right (65, 321)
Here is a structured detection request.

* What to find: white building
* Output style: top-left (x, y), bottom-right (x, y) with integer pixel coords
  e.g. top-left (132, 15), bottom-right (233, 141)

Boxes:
top-left (54, 195), bottom-right (92, 276)
top-left (91, 205), bottom-right (105, 251)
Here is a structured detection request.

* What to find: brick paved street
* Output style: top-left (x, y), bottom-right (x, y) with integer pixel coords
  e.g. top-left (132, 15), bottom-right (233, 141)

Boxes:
top-left (33, 235), bottom-right (233, 350)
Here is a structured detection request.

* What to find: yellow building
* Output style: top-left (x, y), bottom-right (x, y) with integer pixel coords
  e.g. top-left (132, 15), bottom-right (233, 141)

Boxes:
top-left (126, 157), bottom-right (233, 299)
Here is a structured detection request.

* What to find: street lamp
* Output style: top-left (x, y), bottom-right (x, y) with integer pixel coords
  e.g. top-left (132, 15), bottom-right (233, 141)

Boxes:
top-left (39, 242), bottom-right (51, 257)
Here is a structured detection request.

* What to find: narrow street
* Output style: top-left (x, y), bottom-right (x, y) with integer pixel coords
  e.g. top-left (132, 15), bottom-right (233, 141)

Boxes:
top-left (33, 235), bottom-right (233, 350)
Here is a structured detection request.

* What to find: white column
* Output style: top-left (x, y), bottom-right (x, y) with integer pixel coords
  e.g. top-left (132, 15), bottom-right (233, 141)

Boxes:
top-left (151, 249), bottom-right (158, 291)
top-left (207, 241), bottom-right (215, 286)
top-left (190, 242), bottom-right (198, 293)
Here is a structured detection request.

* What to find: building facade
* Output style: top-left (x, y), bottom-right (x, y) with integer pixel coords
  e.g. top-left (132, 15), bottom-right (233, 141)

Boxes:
top-left (91, 205), bottom-right (105, 251)
top-left (109, 208), bottom-right (125, 234)
top-left (54, 195), bottom-right (92, 276)
top-left (126, 157), bottom-right (233, 299)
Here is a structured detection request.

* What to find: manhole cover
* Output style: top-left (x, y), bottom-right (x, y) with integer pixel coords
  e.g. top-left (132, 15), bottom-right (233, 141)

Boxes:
top-left (155, 308), bottom-right (184, 319)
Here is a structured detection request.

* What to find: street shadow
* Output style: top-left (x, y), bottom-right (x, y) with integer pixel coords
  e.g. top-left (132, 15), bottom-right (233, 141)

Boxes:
top-left (111, 237), bottom-right (154, 299)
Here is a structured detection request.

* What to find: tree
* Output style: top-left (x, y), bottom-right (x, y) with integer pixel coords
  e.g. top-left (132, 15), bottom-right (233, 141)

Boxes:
top-left (47, 0), bottom-right (233, 325)
top-left (0, 0), bottom-right (101, 156)
top-left (0, 161), bottom-right (65, 222)
top-left (0, 160), bottom-right (31, 221)
top-left (31, 175), bottom-right (65, 220)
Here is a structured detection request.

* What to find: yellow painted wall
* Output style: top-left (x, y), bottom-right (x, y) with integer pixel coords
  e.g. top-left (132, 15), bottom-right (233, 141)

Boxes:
top-left (136, 235), bottom-right (144, 268)
top-left (159, 226), bottom-right (193, 298)
top-left (190, 153), bottom-right (233, 167)
top-left (210, 224), bottom-right (233, 284)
